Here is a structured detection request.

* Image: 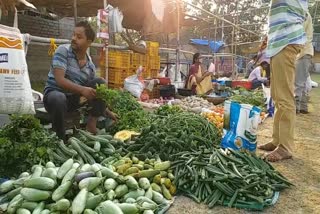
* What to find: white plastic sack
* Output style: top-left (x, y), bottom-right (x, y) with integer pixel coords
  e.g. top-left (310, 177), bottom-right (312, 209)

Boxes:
top-left (311, 80), bottom-right (318, 88)
top-left (124, 75), bottom-right (145, 98)
top-left (109, 8), bottom-right (123, 33)
top-left (0, 24), bottom-right (35, 114)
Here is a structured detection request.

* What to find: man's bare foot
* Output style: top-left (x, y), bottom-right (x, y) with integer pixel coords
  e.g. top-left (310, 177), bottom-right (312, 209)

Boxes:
top-left (86, 116), bottom-right (98, 135)
top-left (265, 146), bottom-right (292, 162)
top-left (86, 124), bottom-right (97, 135)
top-left (258, 142), bottom-right (277, 151)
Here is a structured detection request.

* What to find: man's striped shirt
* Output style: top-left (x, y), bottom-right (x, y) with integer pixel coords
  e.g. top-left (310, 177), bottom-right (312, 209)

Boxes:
top-left (44, 44), bottom-right (96, 95)
top-left (266, 0), bottom-right (308, 57)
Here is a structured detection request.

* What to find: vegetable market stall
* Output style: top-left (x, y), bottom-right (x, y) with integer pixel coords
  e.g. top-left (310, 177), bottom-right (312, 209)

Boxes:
top-left (0, 85), bottom-right (291, 214)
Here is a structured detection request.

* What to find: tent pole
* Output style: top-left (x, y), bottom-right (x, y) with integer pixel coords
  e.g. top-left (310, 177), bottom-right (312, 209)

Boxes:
top-left (73, 0), bottom-right (77, 24)
top-left (104, 0), bottom-right (109, 82)
top-left (175, 0), bottom-right (180, 82)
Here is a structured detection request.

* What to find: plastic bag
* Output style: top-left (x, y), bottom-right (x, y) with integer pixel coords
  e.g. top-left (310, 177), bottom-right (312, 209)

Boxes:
top-left (124, 67), bottom-right (145, 98)
top-left (208, 62), bottom-right (215, 73)
top-left (0, 24), bottom-right (35, 114)
top-left (109, 7), bottom-right (123, 33)
top-left (221, 101), bottom-right (261, 152)
top-left (262, 84), bottom-right (274, 116)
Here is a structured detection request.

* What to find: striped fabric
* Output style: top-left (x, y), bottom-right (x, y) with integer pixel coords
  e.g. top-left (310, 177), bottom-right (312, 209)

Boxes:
top-left (44, 44), bottom-right (96, 95)
top-left (266, 0), bottom-right (308, 57)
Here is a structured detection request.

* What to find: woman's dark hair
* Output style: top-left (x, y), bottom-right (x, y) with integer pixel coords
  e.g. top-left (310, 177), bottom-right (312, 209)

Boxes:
top-left (193, 53), bottom-right (201, 64)
top-left (261, 61), bottom-right (270, 78)
top-left (76, 21), bottom-right (95, 41)
top-left (260, 61), bottom-right (269, 67)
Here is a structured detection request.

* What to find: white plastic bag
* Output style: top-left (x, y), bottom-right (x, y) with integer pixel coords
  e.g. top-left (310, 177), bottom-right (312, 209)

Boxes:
top-left (124, 75), bottom-right (145, 98)
top-left (124, 67), bottom-right (145, 98)
top-left (109, 8), bottom-right (123, 33)
top-left (208, 62), bottom-right (215, 73)
top-left (0, 24), bottom-right (35, 114)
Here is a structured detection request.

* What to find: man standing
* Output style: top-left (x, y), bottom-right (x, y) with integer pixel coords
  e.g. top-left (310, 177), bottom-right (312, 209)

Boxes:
top-left (258, 0), bottom-right (308, 162)
top-left (44, 21), bottom-right (117, 141)
top-left (295, 12), bottom-right (314, 114)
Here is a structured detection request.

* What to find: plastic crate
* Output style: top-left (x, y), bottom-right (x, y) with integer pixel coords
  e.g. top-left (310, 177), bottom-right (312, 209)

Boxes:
top-left (231, 80), bottom-right (252, 90)
top-left (146, 41), bottom-right (159, 56)
top-left (157, 77), bottom-right (171, 85)
top-left (150, 69), bottom-right (159, 78)
top-left (108, 68), bottom-right (128, 84)
top-left (131, 53), bottom-right (147, 68)
top-left (108, 83), bottom-right (124, 89)
top-left (108, 50), bottom-right (131, 68)
top-left (131, 53), bottom-right (140, 68)
top-left (140, 55), bottom-right (147, 67)
top-left (147, 56), bottom-right (160, 69)
top-left (142, 69), bottom-right (152, 79)
top-left (128, 69), bottom-right (136, 77)
top-left (147, 85), bottom-right (160, 99)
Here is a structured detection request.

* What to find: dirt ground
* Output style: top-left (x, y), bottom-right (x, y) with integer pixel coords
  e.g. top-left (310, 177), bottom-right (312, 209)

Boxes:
top-left (168, 74), bottom-right (320, 214)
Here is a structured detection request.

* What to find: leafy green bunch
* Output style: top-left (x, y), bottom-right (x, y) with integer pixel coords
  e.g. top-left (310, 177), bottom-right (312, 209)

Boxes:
top-left (0, 115), bottom-right (58, 177)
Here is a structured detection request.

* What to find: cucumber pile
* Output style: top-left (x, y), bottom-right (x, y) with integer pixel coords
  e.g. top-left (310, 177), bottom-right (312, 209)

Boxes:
top-left (0, 156), bottom-right (174, 214)
top-left (48, 130), bottom-right (131, 165)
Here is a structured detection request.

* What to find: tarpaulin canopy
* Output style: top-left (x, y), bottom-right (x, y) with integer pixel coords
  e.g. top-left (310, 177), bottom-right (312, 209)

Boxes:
top-left (190, 39), bottom-right (225, 53)
top-left (20, 0), bottom-right (185, 34)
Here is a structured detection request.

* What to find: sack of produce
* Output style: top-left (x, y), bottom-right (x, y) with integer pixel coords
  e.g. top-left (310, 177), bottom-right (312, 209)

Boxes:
top-left (0, 24), bottom-right (35, 114)
top-left (222, 101), bottom-right (261, 152)
top-left (124, 67), bottom-right (145, 98)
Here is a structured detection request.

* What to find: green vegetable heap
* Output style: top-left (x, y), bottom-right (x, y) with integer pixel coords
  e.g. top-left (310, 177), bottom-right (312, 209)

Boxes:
top-left (96, 85), bottom-right (151, 134)
top-left (127, 112), bottom-right (221, 161)
top-left (230, 88), bottom-right (266, 111)
top-left (172, 148), bottom-right (293, 210)
top-left (0, 115), bottom-right (58, 177)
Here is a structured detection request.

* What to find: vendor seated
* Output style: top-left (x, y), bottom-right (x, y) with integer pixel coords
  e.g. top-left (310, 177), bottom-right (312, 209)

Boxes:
top-left (186, 53), bottom-right (213, 95)
top-left (248, 61), bottom-right (270, 89)
top-left (43, 21), bottom-right (117, 142)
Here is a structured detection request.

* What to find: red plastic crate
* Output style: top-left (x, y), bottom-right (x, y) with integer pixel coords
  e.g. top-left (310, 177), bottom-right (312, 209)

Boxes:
top-left (231, 80), bottom-right (252, 90)
top-left (157, 77), bottom-right (171, 85)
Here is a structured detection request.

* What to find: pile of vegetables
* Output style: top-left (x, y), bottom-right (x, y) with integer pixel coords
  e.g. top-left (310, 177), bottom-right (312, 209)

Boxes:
top-left (48, 129), bottom-right (134, 165)
top-left (126, 112), bottom-right (221, 161)
top-left (0, 115), bottom-right (58, 177)
top-left (96, 85), bottom-right (151, 134)
top-left (142, 98), bottom-right (172, 105)
top-left (171, 96), bottom-right (213, 113)
top-left (0, 155), bottom-right (174, 214)
top-left (172, 148), bottom-right (292, 211)
top-left (230, 89), bottom-right (266, 112)
top-left (202, 112), bottom-right (224, 130)
top-left (154, 105), bottom-right (182, 117)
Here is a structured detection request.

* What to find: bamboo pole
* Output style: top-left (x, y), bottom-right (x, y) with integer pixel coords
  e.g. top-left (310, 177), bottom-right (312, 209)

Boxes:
top-left (182, 0), bottom-right (260, 36)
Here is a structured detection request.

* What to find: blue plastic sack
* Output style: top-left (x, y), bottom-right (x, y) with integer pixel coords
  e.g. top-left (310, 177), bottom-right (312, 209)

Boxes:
top-left (221, 101), bottom-right (261, 152)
